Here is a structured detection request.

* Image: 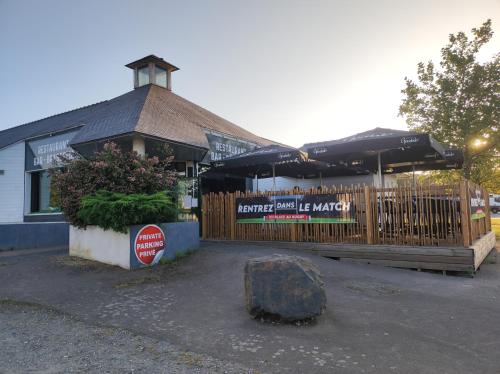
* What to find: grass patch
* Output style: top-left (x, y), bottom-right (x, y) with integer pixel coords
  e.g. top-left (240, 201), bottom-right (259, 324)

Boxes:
top-left (492, 217), bottom-right (500, 240)
top-left (52, 255), bottom-right (117, 272)
top-left (159, 250), bottom-right (195, 265)
top-left (113, 275), bottom-right (161, 289)
top-left (177, 352), bottom-right (203, 368)
top-left (52, 255), bottom-right (115, 271)
top-left (0, 299), bottom-right (70, 317)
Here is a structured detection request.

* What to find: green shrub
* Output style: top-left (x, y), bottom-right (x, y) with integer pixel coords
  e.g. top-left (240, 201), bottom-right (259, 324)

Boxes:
top-left (77, 191), bottom-right (177, 233)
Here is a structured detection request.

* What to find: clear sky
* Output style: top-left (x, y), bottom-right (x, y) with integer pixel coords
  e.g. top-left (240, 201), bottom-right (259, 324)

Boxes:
top-left (0, 0), bottom-right (498, 147)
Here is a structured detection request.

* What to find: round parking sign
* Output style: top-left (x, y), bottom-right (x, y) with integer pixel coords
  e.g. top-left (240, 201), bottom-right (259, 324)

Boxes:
top-left (134, 225), bottom-right (166, 265)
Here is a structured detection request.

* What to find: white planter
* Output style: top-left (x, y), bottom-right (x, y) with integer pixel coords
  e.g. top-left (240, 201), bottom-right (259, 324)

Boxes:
top-left (69, 225), bottom-right (131, 269)
top-left (69, 222), bottom-right (200, 270)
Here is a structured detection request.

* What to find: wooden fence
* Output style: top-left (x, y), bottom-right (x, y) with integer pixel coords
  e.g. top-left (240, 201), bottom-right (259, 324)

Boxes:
top-left (201, 180), bottom-right (491, 248)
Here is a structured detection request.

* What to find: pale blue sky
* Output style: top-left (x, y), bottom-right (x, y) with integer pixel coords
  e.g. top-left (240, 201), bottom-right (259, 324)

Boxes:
top-left (0, 0), bottom-right (498, 147)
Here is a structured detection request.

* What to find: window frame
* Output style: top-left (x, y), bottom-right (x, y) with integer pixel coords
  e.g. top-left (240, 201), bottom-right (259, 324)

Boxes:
top-left (153, 64), bottom-right (168, 88)
top-left (137, 65), bottom-right (150, 87)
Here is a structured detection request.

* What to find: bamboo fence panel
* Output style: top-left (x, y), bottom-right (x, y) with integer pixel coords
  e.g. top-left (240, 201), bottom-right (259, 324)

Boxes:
top-left (201, 181), bottom-right (492, 247)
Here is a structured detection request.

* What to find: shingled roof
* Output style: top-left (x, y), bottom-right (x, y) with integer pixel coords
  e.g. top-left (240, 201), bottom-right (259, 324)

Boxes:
top-left (0, 101), bottom-right (108, 150)
top-left (0, 84), bottom-right (275, 151)
top-left (136, 85), bottom-right (276, 148)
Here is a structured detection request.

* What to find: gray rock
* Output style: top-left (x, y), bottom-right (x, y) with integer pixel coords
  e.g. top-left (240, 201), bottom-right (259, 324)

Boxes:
top-left (244, 254), bottom-right (326, 321)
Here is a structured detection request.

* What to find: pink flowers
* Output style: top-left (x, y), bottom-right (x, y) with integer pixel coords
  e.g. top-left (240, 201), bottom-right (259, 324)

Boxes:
top-left (50, 141), bottom-right (178, 228)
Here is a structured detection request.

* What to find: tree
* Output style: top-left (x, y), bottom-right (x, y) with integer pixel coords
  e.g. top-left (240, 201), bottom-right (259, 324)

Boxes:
top-left (51, 142), bottom-right (178, 228)
top-left (399, 19), bottom-right (499, 191)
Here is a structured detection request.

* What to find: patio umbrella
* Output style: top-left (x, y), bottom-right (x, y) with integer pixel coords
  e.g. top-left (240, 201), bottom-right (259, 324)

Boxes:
top-left (384, 148), bottom-right (464, 174)
top-left (208, 145), bottom-right (371, 191)
top-left (210, 144), bottom-right (310, 191)
top-left (304, 127), bottom-right (447, 187)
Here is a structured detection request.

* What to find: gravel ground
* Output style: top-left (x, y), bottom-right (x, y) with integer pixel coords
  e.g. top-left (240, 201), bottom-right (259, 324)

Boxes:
top-left (1, 243), bottom-right (499, 373)
top-left (0, 301), bottom-right (257, 374)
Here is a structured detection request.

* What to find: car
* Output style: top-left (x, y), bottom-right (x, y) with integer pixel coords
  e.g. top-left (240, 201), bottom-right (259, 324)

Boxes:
top-left (490, 193), bottom-right (500, 213)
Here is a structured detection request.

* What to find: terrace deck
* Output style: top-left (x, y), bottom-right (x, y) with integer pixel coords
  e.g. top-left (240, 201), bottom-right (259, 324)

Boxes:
top-left (202, 181), bottom-right (495, 274)
top-left (205, 231), bottom-right (496, 274)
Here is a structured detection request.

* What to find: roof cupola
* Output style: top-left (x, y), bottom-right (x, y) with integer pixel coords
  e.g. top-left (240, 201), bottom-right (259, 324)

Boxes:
top-left (125, 55), bottom-right (179, 91)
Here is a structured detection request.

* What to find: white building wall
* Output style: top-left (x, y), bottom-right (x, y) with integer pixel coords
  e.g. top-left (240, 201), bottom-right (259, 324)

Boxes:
top-left (0, 142), bottom-right (25, 223)
top-left (253, 174), bottom-right (398, 192)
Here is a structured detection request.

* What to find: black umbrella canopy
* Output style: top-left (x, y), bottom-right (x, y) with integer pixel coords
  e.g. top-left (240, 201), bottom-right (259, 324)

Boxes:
top-left (208, 157), bottom-right (369, 180)
top-left (385, 148), bottom-right (464, 173)
top-left (209, 144), bottom-right (309, 178)
top-left (304, 127), bottom-right (447, 173)
top-left (302, 127), bottom-right (452, 172)
top-left (212, 144), bottom-right (307, 169)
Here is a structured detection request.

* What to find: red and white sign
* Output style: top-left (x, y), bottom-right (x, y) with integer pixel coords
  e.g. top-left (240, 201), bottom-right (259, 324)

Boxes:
top-left (134, 225), bottom-right (166, 265)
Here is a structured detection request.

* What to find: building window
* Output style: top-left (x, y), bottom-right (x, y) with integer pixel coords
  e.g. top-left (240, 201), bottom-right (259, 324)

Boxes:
top-left (30, 170), bottom-right (60, 213)
top-left (137, 66), bottom-right (150, 86)
top-left (155, 65), bottom-right (167, 88)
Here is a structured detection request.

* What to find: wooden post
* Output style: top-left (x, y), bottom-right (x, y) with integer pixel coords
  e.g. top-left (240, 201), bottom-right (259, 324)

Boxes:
top-left (484, 186), bottom-right (492, 232)
top-left (364, 186), bottom-right (374, 245)
top-left (230, 193), bottom-right (236, 240)
top-left (201, 193), bottom-right (208, 239)
top-left (459, 180), bottom-right (471, 247)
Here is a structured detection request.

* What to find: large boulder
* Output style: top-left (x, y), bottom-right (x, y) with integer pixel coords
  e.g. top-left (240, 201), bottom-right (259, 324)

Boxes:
top-left (244, 254), bottom-right (326, 321)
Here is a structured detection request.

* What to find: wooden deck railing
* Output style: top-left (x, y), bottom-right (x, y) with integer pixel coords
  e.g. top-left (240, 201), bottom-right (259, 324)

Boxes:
top-left (201, 181), bottom-right (491, 248)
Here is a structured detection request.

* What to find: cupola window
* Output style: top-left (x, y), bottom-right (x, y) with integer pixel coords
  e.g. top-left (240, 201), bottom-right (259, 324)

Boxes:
top-left (137, 66), bottom-right (150, 86)
top-left (155, 65), bottom-right (167, 88)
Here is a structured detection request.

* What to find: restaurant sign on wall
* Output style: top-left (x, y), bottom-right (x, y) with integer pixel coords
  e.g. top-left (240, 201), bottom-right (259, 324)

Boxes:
top-left (25, 130), bottom-right (78, 171)
top-left (205, 133), bottom-right (258, 162)
top-left (236, 194), bottom-right (356, 224)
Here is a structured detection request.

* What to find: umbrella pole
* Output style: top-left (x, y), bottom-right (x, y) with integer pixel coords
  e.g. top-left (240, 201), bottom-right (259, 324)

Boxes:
top-left (255, 174), bottom-right (258, 193)
top-left (377, 151), bottom-right (383, 188)
top-left (320, 171), bottom-right (323, 188)
top-left (377, 151), bottom-right (384, 232)
top-left (412, 165), bottom-right (416, 189)
top-left (272, 164), bottom-right (276, 192)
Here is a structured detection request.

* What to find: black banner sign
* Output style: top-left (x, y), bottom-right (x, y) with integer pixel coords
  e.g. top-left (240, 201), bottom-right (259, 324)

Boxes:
top-left (205, 133), bottom-right (258, 162)
top-left (236, 194), bottom-right (356, 223)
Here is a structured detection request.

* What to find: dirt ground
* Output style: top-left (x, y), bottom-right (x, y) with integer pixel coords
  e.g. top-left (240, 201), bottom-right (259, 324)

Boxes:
top-left (0, 301), bottom-right (254, 374)
top-left (1, 242), bottom-right (500, 373)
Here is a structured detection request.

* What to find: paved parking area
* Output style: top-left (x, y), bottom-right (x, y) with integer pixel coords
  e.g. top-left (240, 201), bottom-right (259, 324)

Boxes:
top-left (1, 242), bottom-right (500, 373)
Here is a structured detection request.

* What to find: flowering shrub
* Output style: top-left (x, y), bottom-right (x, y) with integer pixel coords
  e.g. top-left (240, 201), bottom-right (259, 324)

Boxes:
top-left (51, 142), bottom-right (177, 229)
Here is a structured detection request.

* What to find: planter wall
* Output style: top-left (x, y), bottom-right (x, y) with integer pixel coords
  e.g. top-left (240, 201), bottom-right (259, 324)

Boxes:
top-left (70, 221), bottom-right (200, 269)
top-left (0, 222), bottom-right (69, 251)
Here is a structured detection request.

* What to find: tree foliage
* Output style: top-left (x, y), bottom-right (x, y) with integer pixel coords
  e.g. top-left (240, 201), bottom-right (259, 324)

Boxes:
top-left (77, 191), bottom-right (178, 233)
top-left (399, 19), bottom-right (499, 191)
top-left (51, 142), bottom-right (178, 228)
